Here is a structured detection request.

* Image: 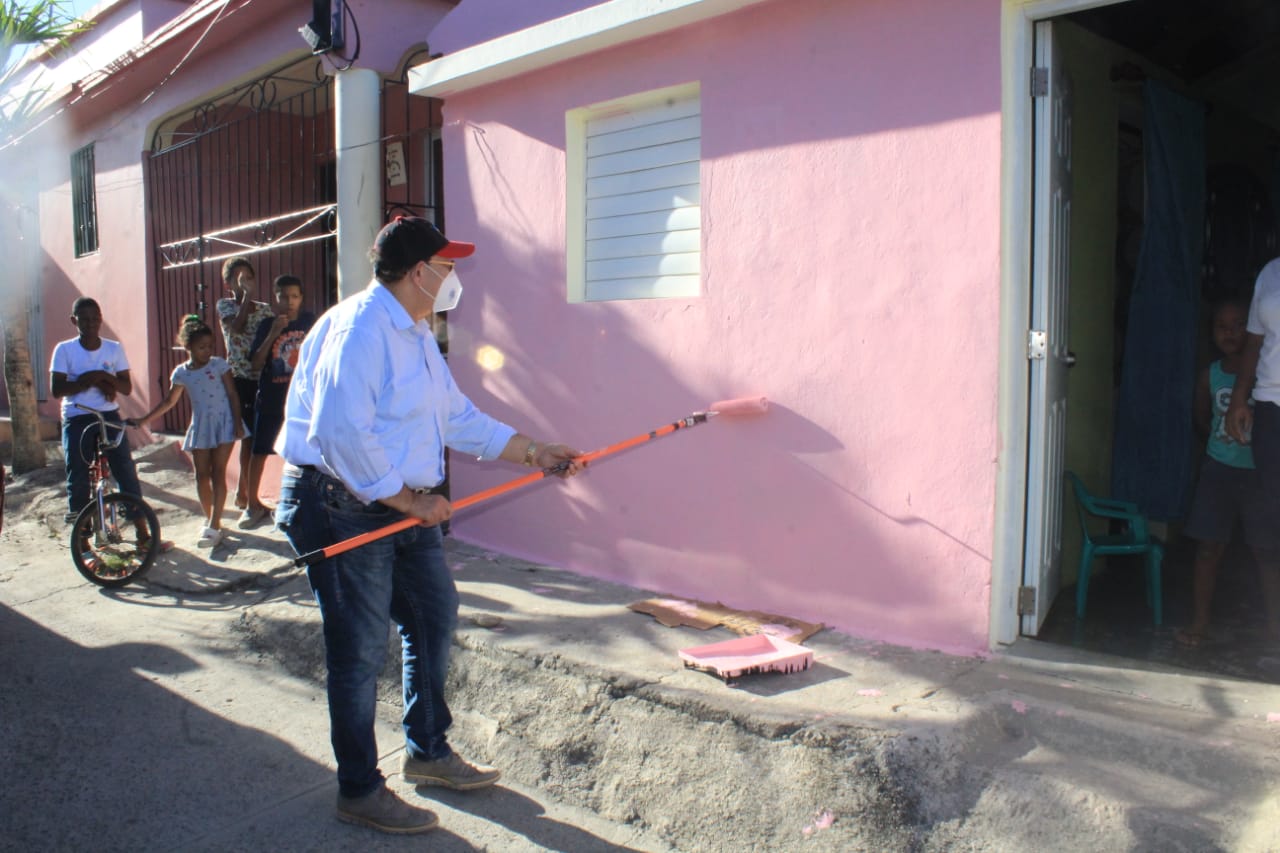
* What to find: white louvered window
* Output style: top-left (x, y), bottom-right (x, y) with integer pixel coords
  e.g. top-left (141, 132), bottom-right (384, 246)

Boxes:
top-left (566, 83), bottom-right (701, 302)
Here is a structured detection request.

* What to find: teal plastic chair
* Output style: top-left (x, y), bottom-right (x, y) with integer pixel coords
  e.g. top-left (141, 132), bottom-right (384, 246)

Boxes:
top-left (1065, 471), bottom-right (1163, 625)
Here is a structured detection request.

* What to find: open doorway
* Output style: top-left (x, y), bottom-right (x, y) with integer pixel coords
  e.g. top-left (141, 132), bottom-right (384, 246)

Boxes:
top-left (1025, 0), bottom-right (1280, 682)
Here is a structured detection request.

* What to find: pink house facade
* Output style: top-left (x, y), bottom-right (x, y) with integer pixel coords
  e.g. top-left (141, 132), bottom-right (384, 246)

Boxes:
top-left (15, 0), bottom-right (1258, 655)
top-left (413, 0), bottom-right (1004, 654)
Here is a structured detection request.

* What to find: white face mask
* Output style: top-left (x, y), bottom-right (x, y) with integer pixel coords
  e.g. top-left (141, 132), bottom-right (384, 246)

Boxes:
top-left (418, 264), bottom-right (464, 312)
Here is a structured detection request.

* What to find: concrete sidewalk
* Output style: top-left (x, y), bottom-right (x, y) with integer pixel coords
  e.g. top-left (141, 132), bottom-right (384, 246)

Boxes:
top-left (232, 539), bottom-right (1280, 852)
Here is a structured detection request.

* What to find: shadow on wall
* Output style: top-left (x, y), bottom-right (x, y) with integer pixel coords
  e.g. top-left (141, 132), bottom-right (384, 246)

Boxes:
top-left (445, 240), bottom-right (991, 652)
top-left (431, 0), bottom-right (1000, 156)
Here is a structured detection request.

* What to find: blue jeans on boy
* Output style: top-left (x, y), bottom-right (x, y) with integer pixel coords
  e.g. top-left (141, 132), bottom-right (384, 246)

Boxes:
top-left (62, 411), bottom-right (142, 517)
top-left (276, 467), bottom-right (459, 799)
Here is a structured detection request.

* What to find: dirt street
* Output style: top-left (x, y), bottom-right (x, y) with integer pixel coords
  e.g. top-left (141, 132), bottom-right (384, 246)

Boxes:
top-left (0, 439), bottom-right (671, 852)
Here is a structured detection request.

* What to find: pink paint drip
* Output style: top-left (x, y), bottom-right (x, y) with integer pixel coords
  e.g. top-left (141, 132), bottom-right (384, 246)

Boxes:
top-left (1011, 700), bottom-right (1028, 714)
top-left (857, 688), bottom-right (883, 697)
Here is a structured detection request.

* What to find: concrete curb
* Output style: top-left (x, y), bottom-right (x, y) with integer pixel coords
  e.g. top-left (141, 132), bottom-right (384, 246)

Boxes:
top-left (235, 540), bottom-right (1280, 852)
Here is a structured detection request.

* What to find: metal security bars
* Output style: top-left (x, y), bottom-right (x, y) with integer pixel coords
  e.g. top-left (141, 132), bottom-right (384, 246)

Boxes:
top-left (71, 143), bottom-right (98, 257)
top-left (381, 53), bottom-right (445, 227)
top-left (157, 203), bottom-right (338, 270)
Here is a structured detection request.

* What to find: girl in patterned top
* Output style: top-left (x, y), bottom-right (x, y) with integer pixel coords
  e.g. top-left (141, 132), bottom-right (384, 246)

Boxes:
top-left (129, 316), bottom-right (247, 549)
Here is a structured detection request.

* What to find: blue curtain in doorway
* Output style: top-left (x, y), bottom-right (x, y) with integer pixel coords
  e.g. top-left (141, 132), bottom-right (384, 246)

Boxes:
top-left (1111, 82), bottom-right (1205, 521)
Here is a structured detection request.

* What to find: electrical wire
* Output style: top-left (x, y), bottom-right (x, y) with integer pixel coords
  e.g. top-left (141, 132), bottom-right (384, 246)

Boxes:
top-left (134, 0), bottom-right (233, 111)
top-left (1, 0), bottom-right (235, 151)
top-left (323, 0), bottom-right (361, 72)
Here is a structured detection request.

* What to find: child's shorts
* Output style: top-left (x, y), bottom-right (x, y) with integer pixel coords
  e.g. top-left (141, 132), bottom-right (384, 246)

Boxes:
top-left (1184, 456), bottom-right (1268, 547)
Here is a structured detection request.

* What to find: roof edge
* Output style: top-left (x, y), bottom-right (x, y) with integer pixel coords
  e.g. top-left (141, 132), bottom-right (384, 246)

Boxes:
top-left (407, 0), bottom-right (773, 98)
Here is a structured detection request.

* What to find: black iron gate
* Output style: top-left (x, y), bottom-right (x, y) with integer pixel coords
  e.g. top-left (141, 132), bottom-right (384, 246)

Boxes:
top-left (145, 58), bottom-right (337, 433)
top-left (145, 55), bottom-right (445, 433)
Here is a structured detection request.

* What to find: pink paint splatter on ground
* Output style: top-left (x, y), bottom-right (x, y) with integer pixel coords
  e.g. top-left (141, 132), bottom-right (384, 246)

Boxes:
top-left (997, 673), bottom-right (1009, 680)
top-left (801, 810), bottom-right (836, 837)
top-left (1266, 712), bottom-right (1280, 723)
top-left (1011, 700), bottom-right (1029, 714)
top-left (1058, 682), bottom-right (1074, 689)
top-left (857, 688), bottom-right (883, 697)
top-left (1054, 710), bottom-right (1068, 717)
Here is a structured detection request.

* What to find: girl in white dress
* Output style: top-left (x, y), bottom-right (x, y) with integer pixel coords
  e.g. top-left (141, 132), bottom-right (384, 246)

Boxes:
top-left (129, 316), bottom-right (247, 548)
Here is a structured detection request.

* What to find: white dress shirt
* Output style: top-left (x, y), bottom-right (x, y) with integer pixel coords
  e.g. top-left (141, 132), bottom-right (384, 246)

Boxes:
top-left (276, 280), bottom-right (515, 503)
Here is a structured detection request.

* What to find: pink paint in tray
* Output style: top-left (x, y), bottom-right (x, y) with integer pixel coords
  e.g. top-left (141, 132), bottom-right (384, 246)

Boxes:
top-left (678, 634), bottom-right (814, 681)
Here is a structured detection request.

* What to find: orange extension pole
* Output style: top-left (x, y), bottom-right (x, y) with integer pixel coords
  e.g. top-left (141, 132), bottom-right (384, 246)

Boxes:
top-left (292, 397), bottom-right (768, 568)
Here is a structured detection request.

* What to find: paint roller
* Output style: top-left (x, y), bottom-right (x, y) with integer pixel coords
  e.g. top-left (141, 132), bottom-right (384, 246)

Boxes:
top-left (292, 395), bottom-right (769, 567)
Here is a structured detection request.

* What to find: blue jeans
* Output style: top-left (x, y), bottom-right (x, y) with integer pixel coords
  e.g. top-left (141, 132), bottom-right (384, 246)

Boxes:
top-left (1249, 402), bottom-right (1280, 553)
top-left (62, 412), bottom-right (142, 516)
top-left (276, 468), bottom-right (458, 799)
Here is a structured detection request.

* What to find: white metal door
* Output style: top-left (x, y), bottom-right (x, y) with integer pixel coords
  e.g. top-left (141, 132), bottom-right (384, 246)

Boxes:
top-left (1022, 19), bottom-right (1073, 636)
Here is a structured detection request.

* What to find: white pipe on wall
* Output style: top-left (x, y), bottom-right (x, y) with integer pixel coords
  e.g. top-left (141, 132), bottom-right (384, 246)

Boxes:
top-left (335, 67), bottom-right (381, 299)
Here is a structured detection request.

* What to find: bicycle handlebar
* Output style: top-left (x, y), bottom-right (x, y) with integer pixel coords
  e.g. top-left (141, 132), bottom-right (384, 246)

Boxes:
top-left (76, 406), bottom-right (129, 453)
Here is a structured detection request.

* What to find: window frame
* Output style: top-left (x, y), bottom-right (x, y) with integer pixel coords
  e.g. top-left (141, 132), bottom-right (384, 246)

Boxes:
top-left (565, 81), bottom-right (701, 303)
top-left (71, 143), bottom-right (99, 257)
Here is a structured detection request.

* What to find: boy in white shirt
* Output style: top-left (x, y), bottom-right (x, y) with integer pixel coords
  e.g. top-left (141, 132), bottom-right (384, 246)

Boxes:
top-left (50, 298), bottom-right (144, 523)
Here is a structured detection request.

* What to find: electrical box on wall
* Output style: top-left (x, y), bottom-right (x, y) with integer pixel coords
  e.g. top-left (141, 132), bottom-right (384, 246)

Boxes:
top-left (300, 0), bottom-right (345, 54)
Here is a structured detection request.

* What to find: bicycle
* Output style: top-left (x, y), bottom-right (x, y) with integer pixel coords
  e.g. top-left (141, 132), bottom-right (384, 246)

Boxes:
top-left (68, 408), bottom-right (162, 587)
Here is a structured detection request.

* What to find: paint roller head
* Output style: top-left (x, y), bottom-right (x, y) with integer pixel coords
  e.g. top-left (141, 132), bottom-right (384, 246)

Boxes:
top-left (707, 396), bottom-right (769, 417)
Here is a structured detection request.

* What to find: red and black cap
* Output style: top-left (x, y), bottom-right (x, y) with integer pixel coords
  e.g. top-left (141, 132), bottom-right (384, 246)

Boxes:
top-left (370, 216), bottom-right (474, 279)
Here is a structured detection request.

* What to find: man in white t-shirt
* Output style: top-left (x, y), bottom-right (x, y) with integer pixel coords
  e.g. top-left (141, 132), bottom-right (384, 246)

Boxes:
top-left (50, 297), bottom-right (144, 523)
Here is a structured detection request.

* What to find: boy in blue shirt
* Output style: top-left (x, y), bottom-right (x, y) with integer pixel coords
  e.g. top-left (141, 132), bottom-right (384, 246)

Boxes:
top-left (238, 275), bottom-right (314, 528)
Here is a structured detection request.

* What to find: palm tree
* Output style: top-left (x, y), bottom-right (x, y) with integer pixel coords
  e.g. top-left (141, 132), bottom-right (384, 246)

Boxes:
top-left (1, 2), bottom-right (90, 473)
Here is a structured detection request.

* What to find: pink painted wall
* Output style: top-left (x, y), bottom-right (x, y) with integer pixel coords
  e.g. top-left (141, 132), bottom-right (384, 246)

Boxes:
top-left (433, 0), bottom-right (1002, 652)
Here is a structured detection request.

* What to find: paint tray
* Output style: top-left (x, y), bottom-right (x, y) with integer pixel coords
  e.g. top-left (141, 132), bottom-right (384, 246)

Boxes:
top-left (678, 633), bottom-right (814, 681)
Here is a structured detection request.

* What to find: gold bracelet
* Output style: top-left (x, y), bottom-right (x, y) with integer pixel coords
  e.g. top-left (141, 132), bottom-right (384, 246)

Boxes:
top-left (523, 440), bottom-right (538, 467)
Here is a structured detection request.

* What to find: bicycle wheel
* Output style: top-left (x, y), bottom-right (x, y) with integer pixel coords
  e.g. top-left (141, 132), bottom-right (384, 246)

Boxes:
top-left (70, 494), bottom-right (162, 587)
